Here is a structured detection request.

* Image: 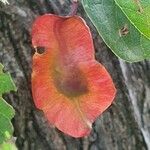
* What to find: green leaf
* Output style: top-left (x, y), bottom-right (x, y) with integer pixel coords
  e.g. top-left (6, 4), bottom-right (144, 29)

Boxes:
top-left (0, 115), bottom-right (14, 144)
top-left (0, 64), bottom-right (16, 94)
top-left (0, 140), bottom-right (17, 150)
top-left (82, 0), bottom-right (150, 62)
top-left (115, 0), bottom-right (150, 39)
top-left (0, 63), bottom-right (16, 144)
top-left (0, 98), bottom-right (15, 120)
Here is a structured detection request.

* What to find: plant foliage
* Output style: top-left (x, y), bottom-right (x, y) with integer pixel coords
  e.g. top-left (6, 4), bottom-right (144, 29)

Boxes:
top-left (82, 0), bottom-right (150, 62)
top-left (0, 63), bottom-right (16, 144)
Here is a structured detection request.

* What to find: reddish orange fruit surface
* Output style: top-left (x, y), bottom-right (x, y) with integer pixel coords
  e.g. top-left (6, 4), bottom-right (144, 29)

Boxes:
top-left (31, 14), bottom-right (116, 137)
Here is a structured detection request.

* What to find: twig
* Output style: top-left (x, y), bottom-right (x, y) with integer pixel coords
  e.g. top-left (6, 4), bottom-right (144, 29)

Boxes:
top-left (68, 0), bottom-right (79, 16)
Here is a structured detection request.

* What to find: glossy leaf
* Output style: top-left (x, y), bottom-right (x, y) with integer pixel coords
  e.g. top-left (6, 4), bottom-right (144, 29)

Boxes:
top-left (115, 0), bottom-right (150, 39)
top-left (0, 64), bottom-right (16, 144)
top-left (82, 0), bottom-right (150, 62)
top-left (31, 14), bottom-right (116, 137)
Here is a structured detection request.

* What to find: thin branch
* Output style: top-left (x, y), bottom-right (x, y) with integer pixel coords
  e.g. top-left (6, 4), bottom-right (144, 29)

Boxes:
top-left (68, 0), bottom-right (79, 16)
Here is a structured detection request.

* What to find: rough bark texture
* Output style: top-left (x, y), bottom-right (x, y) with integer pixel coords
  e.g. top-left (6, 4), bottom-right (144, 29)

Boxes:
top-left (0, 0), bottom-right (150, 150)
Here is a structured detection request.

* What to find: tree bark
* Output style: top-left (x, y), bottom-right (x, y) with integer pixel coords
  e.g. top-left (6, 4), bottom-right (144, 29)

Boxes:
top-left (0, 0), bottom-right (149, 150)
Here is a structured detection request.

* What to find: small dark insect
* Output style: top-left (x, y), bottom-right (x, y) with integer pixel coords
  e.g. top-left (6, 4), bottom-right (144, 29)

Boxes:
top-left (119, 24), bottom-right (129, 37)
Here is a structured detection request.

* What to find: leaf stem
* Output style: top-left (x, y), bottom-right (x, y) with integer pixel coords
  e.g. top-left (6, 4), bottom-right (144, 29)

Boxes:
top-left (68, 0), bottom-right (79, 16)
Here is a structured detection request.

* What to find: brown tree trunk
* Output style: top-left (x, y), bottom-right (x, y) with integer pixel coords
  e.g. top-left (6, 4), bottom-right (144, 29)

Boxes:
top-left (0, 0), bottom-right (149, 150)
